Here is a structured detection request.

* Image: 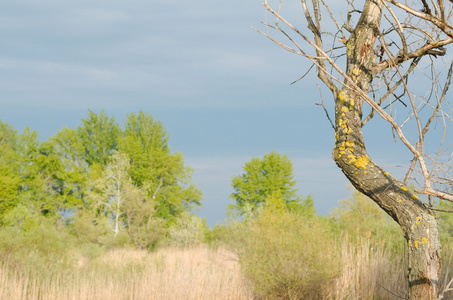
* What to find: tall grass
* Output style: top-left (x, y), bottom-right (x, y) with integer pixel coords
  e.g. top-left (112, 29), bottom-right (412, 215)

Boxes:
top-left (329, 233), bottom-right (407, 299)
top-left (0, 246), bottom-right (254, 300)
top-left (2, 223), bottom-right (453, 299)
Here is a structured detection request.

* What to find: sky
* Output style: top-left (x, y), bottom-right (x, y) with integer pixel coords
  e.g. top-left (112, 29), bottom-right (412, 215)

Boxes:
top-left (0, 0), bottom-right (448, 226)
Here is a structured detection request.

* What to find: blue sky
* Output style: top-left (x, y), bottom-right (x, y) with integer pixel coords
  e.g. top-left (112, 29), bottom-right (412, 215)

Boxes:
top-left (0, 0), bottom-right (438, 226)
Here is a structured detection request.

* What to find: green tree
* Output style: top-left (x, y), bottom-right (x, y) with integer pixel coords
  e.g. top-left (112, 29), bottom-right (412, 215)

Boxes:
top-left (78, 109), bottom-right (120, 166)
top-left (120, 111), bottom-right (202, 223)
top-left (0, 121), bottom-right (21, 218)
top-left (18, 129), bottom-right (81, 219)
top-left (87, 151), bottom-right (130, 236)
top-left (49, 127), bottom-right (88, 210)
top-left (14, 127), bottom-right (50, 216)
top-left (230, 151), bottom-right (312, 215)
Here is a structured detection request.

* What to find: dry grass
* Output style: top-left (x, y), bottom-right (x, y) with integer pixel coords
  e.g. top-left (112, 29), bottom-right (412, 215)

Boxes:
top-left (328, 234), bottom-right (407, 300)
top-left (0, 246), bottom-right (254, 300)
top-left (2, 239), bottom-right (452, 299)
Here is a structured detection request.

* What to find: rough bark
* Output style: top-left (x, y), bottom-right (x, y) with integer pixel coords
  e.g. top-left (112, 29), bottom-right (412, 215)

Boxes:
top-left (331, 1), bottom-right (441, 298)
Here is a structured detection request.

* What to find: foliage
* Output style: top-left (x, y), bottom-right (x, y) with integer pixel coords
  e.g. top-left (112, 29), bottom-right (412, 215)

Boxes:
top-left (77, 109), bottom-right (120, 166)
top-left (120, 111), bottom-right (202, 223)
top-left (0, 217), bottom-right (75, 276)
top-left (235, 207), bottom-right (340, 299)
top-left (0, 110), bottom-right (201, 248)
top-left (71, 208), bottom-right (109, 243)
top-left (165, 212), bottom-right (207, 247)
top-left (123, 180), bottom-right (164, 249)
top-left (435, 200), bottom-right (453, 250)
top-left (330, 188), bottom-right (405, 253)
top-left (87, 151), bottom-right (130, 236)
top-left (230, 151), bottom-right (313, 215)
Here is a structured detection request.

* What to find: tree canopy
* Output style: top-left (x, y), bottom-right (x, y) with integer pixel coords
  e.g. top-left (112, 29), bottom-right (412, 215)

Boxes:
top-left (0, 110), bottom-right (201, 248)
top-left (230, 151), bottom-right (314, 215)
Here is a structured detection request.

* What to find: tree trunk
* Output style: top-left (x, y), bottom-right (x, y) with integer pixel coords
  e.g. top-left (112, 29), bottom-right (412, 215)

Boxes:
top-left (331, 1), bottom-right (441, 298)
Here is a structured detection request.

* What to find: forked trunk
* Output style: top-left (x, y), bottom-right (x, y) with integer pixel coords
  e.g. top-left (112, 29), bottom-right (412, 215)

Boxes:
top-left (331, 1), bottom-right (441, 298)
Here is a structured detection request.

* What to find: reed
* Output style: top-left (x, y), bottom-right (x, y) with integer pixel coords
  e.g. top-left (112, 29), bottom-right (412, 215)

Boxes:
top-left (0, 246), bottom-right (254, 300)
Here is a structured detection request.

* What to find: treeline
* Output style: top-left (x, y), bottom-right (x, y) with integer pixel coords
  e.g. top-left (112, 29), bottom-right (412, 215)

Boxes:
top-left (0, 110), bottom-right (203, 249)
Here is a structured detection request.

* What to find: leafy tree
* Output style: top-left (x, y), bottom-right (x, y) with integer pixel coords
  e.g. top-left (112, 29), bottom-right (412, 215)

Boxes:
top-left (259, 0), bottom-right (453, 297)
top-left (120, 111), bottom-right (202, 223)
top-left (49, 127), bottom-right (88, 209)
top-left (230, 151), bottom-right (313, 215)
top-left (13, 127), bottom-right (52, 217)
top-left (120, 111), bottom-right (169, 186)
top-left (17, 129), bottom-right (82, 219)
top-left (77, 109), bottom-right (120, 166)
top-left (122, 180), bottom-right (163, 249)
top-left (0, 167), bottom-right (20, 218)
top-left (0, 121), bottom-right (21, 218)
top-left (87, 151), bottom-right (129, 236)
top-left (0, 111), bottom-right (202, 247)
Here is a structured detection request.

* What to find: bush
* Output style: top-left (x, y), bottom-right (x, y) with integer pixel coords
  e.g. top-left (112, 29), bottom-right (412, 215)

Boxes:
top-left (0, 220), bottom-right (75, 276)
top-left (164, 212), bottom-right (207, 247)
top-left (98, 231), bottom-right (133, 250)
top-left (236, 208), bottom-right (340, 299)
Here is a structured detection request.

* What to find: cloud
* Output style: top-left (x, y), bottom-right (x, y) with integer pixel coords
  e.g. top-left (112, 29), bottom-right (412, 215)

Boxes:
top-left (0, 0), bottom-right (317, 111)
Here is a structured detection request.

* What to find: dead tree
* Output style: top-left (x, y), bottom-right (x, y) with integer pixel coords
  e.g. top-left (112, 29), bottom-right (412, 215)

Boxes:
top-left (257, 0), bottom-right (453, 298)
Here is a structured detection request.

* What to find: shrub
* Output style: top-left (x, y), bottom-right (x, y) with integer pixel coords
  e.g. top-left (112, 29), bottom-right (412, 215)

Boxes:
top-left (98, 231), bottom-right (133, 250)
top-left (237, 208), bottom-right (340, 299)
top-left (0, 219), bottom-right (75, 276)
top-left (164, 212), bottom-right (207, 247)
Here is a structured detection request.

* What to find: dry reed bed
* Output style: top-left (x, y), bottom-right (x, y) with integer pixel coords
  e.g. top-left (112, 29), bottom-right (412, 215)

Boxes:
top-left (0, 246), bottom-right (254, 300)
top-left (2, 241), bottom-right (452, 299)
top-left (330, 235), bottom-right (407, 299)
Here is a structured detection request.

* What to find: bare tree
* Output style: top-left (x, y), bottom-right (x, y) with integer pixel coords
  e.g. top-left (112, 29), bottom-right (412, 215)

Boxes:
top-left (257, 0), bottom-right (453, 298)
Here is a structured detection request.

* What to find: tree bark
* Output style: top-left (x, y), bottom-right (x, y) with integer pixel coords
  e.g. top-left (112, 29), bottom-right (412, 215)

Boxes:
top-left (331, 1), bottom-right (441, 298)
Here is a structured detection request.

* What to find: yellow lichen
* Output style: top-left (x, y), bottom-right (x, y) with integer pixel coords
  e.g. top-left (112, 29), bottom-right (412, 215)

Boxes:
top-left (355, 155), bottom-right (370, 169)
top-left (411, 194), bottom-right (419, 200)
top-left (341, 106), bottom-right (348, 113)
top-left (414, 241), bottom-right (419, 248)
top-left (339, 91), bottom-right (347, 103)
top-left (400, 186), bottom-right (408, 192)
top-left (421, 237), bottom-right (428, 244)
top-left (345, 140), bottom-right (355, 147)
